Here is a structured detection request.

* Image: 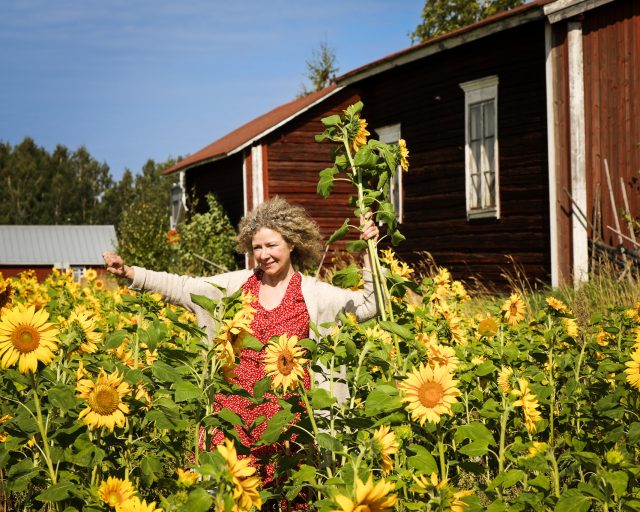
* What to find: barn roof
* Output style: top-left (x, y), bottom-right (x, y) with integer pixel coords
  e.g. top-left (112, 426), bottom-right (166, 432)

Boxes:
top-left (0, 225), bottom-right (117, 266)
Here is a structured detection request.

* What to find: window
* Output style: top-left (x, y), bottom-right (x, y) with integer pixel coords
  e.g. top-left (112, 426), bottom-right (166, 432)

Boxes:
top-left (170, 171), bottom-right (187, 229)
top-left (460, 76), bottom-right (500, 219)
top-left (374, 123), bottom-right (403, 223)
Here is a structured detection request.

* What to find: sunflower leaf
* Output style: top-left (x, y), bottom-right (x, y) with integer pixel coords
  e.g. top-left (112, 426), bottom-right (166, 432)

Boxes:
top-left (184, 487), bottom-right (214, 512)
top-left (174, 380), bottom-right (202, 403)
top-left (328, 218), bottom-right (350, 244)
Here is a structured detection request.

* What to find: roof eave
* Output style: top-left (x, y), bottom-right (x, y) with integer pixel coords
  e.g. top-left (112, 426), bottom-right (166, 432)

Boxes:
top-left (544, 0), bottom-right (617, 23)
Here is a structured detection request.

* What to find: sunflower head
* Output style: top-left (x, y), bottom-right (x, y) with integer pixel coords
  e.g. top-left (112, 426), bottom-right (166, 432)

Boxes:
top-left (217, 438), bottom-right (262, 511)
top-left (332, 475), bottom-right (397, 512)
top-left (347, 117), bottom-right (370, 154)
top-left (98, 476), bottom-right (136, 508)
top-left (501, 294), bottom-right (526, 326)
top-left (115, 496), bottom-right (162, 512)
top-left (77, 369), bottom-right (131, 431)
top-left (0, 276), bottom-right (13, 310)
top-left (477, 317), bottom-right (498, 337)
top-left (372, 425), bottom-right (399, 475)
top-left (176, 468), bottom-right (199, 487)
top-left (0, 304), bottom-right (60, 373)
top-left (263, 334), bottom-right (307, 393)
top-left (84, 268), bottom-right (98, 282)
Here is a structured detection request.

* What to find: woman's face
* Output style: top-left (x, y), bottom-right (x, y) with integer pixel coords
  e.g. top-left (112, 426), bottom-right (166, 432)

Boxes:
top-left (251, 227), bottom-right (294, 278)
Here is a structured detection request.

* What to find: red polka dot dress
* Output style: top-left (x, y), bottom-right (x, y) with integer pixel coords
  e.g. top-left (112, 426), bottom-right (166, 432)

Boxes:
top-left (203, 270), bottom-right (311, 484)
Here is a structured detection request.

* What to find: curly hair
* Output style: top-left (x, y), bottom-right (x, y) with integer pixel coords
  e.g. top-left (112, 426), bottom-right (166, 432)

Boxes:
top-left (236, 197), bottom-right (324, 271)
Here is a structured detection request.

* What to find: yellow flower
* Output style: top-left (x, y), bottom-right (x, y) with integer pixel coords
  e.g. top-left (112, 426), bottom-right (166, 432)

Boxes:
top-left (477, 317), bottom-right (498, 338)
top-left (434, 268), bottom-right (451, 287)
top-left (596, 330), bottom-right (612, 347)
top-left (497, 367), bottom-right (513, 394)
top-left (366, 325), bottom-right (393, 345)
top-left (502, 294), bottom-right (526, 326)
top-left (98, 476), bottom-right (136, 508)
top-left (263, 334), bottom-right (307, 393)
top-left (176, 468), bottom-right (199, 487)
top-left (217, 438), bottom-right (262, 511)
top-left (332, 475), bottom-right (397, 512)
top-left (413, 473), bottom-right (473, 511)
top-left (563, 317), bottom-right (579, 339)
top-left (398, 139), bottom-right (409, 172)
top-left (451, 489), bottom-right (474, 512)
top-left (443, 309), bottom-right (467, 345)
top-left (380, 248), bottom-right (414, 278)
top-left (0, 276), bottom-right (13, 310)
top-left (398, 363), bottom-right (461, 425)
top-left (214, 307), bottom-right (255, 365)
top-left (77, 370), bottom-right (131, 431)
top-left (372, 425), bottom-right (399, 475)
top-left (84, 268), bottom-right (98, 281)
top-left (115, 497), bottom-right (162, 512)
top-left (513, 379), bottom-right (542, 434)
top-left (426, 343), bottom-right (459, 373)
top-left (545, 296), bottom-right (568, 314)
top-left (349, 118), bottom-right (370, 154)
top-left (471, 356), bottom-right (486, 366)
top-left (625, 350), bottom-right (640, 390)
top-left (524, 441), bottom-right (548, 459)
top-left (0, 304), bottom-right (59, 373)
top-left (68, 310), bottom-right (102, 354)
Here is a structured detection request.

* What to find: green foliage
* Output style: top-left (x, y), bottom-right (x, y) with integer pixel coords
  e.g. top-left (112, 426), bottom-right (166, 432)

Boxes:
top-left (174, 193), bottom-right (238, 276)
top-left (410, 0), bottom-right (525, 43)
top-left (298, 39), bottom-right (339, 98)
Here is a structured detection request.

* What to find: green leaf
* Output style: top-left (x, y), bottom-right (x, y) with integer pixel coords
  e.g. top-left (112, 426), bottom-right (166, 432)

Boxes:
top-left (475, 360), bottom-right (496, 377)
top-left (629, 422), bottom-right (640, 444)
top-left (184, 487), bottom-right (214, 512)
top-left (152, 360), bottom-right (182, 383)
top-left (376, 201), bottom-right (396, 227)
top-left (379, 321), bottom-right (413, 340)
top-left (104, 330), bottom-right (128, 350)
top-left (48, 385), bottom-right (79, 412)
top-left (529, 474), bottom-right (551, 491)
top-left (458, 441), bottom-right (490, 457)
top-left (331, 264), bottom-right (362, 289)
top-left (253, 376), bottom-right (272, 400)
top-left (346, 239), bottom-right (368, 253)
top-left (328, 218), bottom-right (350, 244)
top-left (310, 389), bottom-right (336, 409)
top-left (259, 410), bottom-right (295, 444)
top-left (140, 455), bottom-right (163, 486)
top-left (353, 146), bottom-right (378, 169)
top-left (602, 470), bottom-right (628, 498)
top-left (391, 229), bottom-right (406, 246)
top-left (190, 293), bottom-right (219, 316)
top-left (36, 482), bottom-right (76, 502)
top-left (316, 432), bottom-right (342, 452)
top-left (555, 489), bottom-right (591, 512)
top-left (218, 408), bottom-right (243, 426)
top-left (455, 422), bottom-right (496, 446)
top-left (317, 167), bottom-right (339, 198)
top-left (174, 380), bottom-right (202, 403)
top-left (364, 385), bottom-right (402, 416)
top-left (344, 101), bottom-right (363, 117)
top-left (321, 114), bottom-right (342, 127)
top-left (241, 335), bottom-right (264, 351)
top-left (407, 444), bottom-right (438, 474)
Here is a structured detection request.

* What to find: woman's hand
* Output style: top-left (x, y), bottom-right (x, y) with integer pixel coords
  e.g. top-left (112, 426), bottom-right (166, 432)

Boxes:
top-left (360, 213), bottom-right (379, 242)
top-left (102, 252), bottom-right (134, 281)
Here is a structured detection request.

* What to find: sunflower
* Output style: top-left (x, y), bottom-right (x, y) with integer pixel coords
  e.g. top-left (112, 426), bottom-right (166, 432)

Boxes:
top-left (501, 294), bottom-right (526, 326)
top-left (524, 441), bottom-right (548, 459)
top-left (0, 304), bottom-right (60, 373)
top-left (443, 309), bottom-right (467, 345)
top-left (0, 276), bottom-right (12, 310)
top-left (217, 438), bottom-right (262, 511)
top-left (332, 475), bottom-right (397, 512)
top-left (497, 367), bottom-right (513, 394)
top-left (513, 379), bottom-right (542, 434)
top-left (398, 139), bottom-right (409, 172)
top-left (596, 330), bottom-right (612, 347)
top-left (412, 473), bottom-right (473, 511)
top-left (426, 343), bottom-right (459, 373)
top-left (398, 363), bottom-right (461, 425)
top-left (545, 296), bottom-right (568, 314)
top-left (263, 334), bottom-right (307, 393)
top-left (68, 310), bottom-right (102, 354)
top-left (450, 489), bottom-right (474, 512)
top-left (366, 325), bottom-right (393, 345)
top-left (625, 350), bottom-right (640, 390)
top-left (115, 497), bottom-right (162, 512)
top-left (349, 117), bottom-right (370, 154)
top-left (77, 370), bottom-right (131, 431)
top-left (372, 425), bottom-right (399, 475)
top-left (214, 307), bottom-right (255, 365)
top-left (84, 268), bottom-right (98, 281)
top-left (176, 468), bottom-right (199, 487)
top-left (477, 317), bottom-right (498, 338)
top-left (98, 476), bottom-right (136, 508)
top-left (563, 317), bottom-right (579, 339)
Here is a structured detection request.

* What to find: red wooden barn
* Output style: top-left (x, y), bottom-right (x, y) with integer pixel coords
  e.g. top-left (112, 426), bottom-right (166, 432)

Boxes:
top-left (166, 0), bottom-right (640, 288)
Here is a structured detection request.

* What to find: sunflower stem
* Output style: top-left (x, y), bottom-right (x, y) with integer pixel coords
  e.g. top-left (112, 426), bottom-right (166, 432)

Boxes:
top-left (29, 373), bottom-right (57, 485)
top-left (298, 384), bottom-right (319, 440)
top-left (437, 422), bottom-right (446, 480)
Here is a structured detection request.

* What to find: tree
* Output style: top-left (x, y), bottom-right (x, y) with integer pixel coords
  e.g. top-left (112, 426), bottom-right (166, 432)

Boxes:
top-left (298, 39), bottom-right (339, 98)
top-left (410, 0), bottom-right (525, 43)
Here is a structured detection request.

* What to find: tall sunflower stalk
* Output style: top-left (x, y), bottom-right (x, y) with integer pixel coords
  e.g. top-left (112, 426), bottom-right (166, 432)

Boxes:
top-left (315, 101), bottom-right (409, 322)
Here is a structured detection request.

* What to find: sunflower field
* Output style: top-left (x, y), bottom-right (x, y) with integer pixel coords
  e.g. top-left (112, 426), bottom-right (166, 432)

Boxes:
top-left (2, 104), bottom-right (640, 512)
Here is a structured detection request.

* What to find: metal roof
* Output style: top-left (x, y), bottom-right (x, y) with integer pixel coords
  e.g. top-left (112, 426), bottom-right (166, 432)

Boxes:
top-left (0, 225), bottom-right (117, 265)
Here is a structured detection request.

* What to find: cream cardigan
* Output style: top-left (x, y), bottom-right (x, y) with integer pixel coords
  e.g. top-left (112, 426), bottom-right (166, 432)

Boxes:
top-left (130, 266), bottom-right (380, 401)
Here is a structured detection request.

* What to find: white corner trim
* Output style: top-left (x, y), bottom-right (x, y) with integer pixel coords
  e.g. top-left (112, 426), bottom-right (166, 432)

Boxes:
top-left (545, 22), bottom-right (560, 287)
top-left (251, 145), bottom-right (264, 210)
top-left (568, 21), bottom-right (588, 284)
top-left (544, 0), bottom-right (616, 24)
top-left (242, 149), bottom-right (249, 217)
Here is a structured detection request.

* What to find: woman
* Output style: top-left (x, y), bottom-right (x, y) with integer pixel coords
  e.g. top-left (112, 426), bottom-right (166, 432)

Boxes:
top-left (102, 197), bottom-right (379, 501)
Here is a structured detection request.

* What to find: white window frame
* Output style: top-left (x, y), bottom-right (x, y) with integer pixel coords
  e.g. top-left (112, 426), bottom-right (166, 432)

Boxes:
top-left (374, 123), bottom-right (403, 223)
top-left (460, 75), bottom-right (500, 219)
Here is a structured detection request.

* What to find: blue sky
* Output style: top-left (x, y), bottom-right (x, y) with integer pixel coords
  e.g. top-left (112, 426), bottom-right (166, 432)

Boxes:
top-left (0, 0), bottom-right (424, 180)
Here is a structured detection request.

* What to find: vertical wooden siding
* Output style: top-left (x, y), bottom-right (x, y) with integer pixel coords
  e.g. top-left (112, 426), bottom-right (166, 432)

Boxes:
top-left (358, 21), bottom-right (550, 287)
top-left (583, 0), bottom-right (640, 249)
